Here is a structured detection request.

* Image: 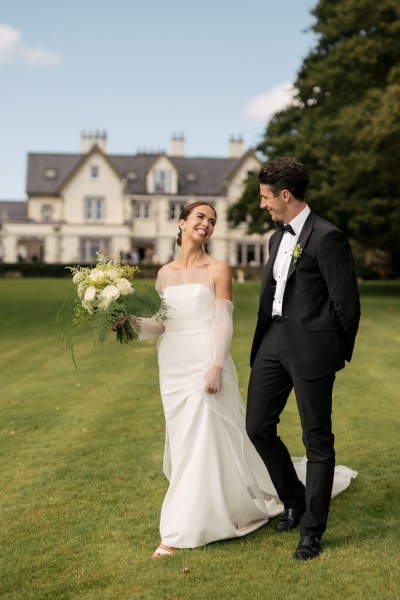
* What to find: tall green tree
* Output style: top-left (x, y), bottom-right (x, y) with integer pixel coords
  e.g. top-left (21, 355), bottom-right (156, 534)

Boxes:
top-left (229, 0), bottom-right (400, 274)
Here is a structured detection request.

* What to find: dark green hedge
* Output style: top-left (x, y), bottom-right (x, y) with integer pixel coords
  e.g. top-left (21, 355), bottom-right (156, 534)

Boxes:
top-left (0, 263), bottom-right (161, 278)
top-left (0, 262), bottom-right (266, 280)
top-left (0, 261), bottom-right (393, 280)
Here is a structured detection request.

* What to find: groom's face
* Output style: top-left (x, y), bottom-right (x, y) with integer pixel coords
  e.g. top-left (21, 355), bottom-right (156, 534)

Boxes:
top-left (259, 184), bottom-right (286, 222)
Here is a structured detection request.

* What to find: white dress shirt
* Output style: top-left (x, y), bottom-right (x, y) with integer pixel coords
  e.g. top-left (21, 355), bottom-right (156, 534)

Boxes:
top-left (272, 205), bottom-right (310, 317)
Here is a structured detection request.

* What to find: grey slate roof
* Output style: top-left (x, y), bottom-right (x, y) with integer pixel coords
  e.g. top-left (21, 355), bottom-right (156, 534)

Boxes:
top-left (27, 153), bottom-right (82, 195)
top-left (27, 151), bottom-right (244, 197)
top-left (169, 156), bottom-right (239, 196)
top-left (0, 201), bottom-right (29, 222)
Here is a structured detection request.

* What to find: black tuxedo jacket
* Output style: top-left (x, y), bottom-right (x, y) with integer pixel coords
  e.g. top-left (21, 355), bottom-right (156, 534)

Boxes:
top-left (250, 212), bottom-right (361, 380)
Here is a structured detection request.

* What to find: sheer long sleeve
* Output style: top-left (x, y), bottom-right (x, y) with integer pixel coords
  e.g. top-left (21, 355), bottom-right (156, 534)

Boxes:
top-left (129, 275), bottom-right (166, 340)
top-left (204, 299), bottom-right (233, 392)
top-left (131, 316), bottom-right (165, 340)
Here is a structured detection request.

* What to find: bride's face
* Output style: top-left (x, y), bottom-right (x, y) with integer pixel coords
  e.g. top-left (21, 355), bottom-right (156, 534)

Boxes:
top-left (180, 205), bottom-right (216, 244)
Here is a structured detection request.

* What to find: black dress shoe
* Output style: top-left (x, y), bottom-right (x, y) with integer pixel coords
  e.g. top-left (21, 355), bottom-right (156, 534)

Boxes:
top-left (293, 535), bottom-right (321, 560)
top-left (276, 500), bottom-right (306, 532)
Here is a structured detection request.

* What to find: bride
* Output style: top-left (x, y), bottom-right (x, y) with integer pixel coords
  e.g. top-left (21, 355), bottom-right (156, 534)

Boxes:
top-left (117, 201), bottom-right (356, 557)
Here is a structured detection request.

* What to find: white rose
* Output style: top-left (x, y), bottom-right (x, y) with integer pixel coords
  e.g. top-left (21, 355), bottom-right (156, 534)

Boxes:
top-left (102, 284), bottom-right (120, 300)
top-left (115, 277), bottom-right (133, 295)
top-left (99, 284), bottom-right (120, 308)
top-left (84, 286), bottom-right (97, 302)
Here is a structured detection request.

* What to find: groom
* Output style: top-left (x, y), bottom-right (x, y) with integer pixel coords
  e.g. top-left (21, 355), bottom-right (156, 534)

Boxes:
top-left (246, 157), bottom-right (360, 560)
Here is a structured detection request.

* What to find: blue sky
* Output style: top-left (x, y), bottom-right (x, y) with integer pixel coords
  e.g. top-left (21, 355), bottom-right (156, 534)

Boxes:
top-left (1, 0), bottom-right (317, 199)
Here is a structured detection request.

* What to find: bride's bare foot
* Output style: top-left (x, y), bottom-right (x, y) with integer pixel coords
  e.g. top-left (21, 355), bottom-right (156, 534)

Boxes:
top-left (152, 543), bottom-right (174, 558)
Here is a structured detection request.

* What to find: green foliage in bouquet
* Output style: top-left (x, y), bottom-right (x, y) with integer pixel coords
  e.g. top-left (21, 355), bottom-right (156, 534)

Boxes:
top-left (57, 253), bottom-right (167, 365)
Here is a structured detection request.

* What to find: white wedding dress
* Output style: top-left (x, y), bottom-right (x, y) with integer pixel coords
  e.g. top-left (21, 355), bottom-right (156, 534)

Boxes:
top-left (138, 266), bottom-right (357, 548)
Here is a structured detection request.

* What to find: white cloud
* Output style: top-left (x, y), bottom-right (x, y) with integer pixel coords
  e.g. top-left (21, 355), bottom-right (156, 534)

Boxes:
top-left (243, 81), bottom-right (298, 123)
top-left (0, 23), bottom-right (61, 66)
top-left (0, 24), bottom-right (21, 60)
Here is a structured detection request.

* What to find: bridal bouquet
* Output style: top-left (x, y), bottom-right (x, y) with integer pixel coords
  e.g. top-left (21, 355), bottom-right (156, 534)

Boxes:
top-left (58, 252), bottom-right (166, 360)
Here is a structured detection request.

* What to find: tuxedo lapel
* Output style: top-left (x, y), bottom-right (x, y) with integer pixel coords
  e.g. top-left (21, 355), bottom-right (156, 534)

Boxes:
top-left (286, 212), bottom-right (316, 282)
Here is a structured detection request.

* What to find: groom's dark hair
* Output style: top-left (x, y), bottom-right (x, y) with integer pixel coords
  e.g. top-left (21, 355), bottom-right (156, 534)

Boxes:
top-left (258, 157), bottom-right (309, 201)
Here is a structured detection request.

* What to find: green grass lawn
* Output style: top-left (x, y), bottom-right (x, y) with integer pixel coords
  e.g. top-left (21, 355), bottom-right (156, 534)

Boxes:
top-left (0, 278), bottom-right (399, 599)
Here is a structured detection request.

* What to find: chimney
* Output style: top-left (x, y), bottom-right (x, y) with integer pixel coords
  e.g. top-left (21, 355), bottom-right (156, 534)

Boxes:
top-left (170, 133), bottom-right (186, 157)
top-left (80, 130), bottom-right (107, 154)
top-left (228, 135), bottom-right (244, 158)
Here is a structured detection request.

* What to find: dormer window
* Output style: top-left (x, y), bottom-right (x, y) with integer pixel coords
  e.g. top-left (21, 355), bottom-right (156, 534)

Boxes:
top-left (44, 168), bottom-right (57, 180)
top-left (153, 169), bottom-right (172, 193)
top-left (91, 165), bottom-right (99, 178)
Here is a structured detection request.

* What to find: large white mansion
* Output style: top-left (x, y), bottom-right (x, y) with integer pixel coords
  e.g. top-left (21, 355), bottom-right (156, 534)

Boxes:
top-left (0, 132), bottom-right (271, 266)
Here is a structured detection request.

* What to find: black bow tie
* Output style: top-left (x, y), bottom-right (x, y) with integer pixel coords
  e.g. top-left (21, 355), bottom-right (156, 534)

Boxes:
top-left (277, 223), bottom-right (295, 235)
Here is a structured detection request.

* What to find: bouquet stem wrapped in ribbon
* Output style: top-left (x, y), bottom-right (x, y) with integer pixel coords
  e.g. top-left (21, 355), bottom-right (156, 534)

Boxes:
top-left (58, 252), bottom-right (167, 364)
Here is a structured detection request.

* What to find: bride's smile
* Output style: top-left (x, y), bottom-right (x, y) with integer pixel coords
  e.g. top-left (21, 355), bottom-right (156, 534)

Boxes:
top-left (179, 206), bottom-right (216, 245)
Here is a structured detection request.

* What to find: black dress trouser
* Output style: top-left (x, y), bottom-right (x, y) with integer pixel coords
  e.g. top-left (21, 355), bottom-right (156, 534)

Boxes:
top-left (246, 320), bottom-right (336, 536)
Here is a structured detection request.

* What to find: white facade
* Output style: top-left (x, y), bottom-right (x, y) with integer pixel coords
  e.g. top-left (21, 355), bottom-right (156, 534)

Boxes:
top-left (0, 134), bottom-right (272, 267)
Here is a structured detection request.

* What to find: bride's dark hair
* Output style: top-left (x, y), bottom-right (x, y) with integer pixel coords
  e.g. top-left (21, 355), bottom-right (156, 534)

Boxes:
top-left (177, 202), bottom-right (217, 246)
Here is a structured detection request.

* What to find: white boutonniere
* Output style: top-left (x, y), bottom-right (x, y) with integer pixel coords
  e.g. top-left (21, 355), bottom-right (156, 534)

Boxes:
top-left (292, 243), bottom-right (303, 265)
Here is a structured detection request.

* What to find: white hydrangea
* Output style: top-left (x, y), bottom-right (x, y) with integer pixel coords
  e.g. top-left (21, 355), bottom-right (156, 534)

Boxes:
top-left (115, 277), bottom-right (133, 295)
top-left (88, 268), bottom-right (107, 283)
top-left (99, 284), bottom-right (120, 308)
top-left (105, 267), bottom-right (120, 282)
top-left (84, 286), bottom-right (97, 302)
